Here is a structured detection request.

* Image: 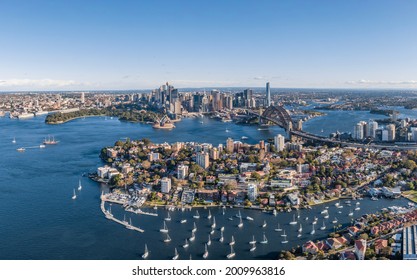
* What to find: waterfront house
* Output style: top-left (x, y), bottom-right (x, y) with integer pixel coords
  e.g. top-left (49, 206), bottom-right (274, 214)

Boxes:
top-left (302, 241), bottom-right (319, 255)
top-left (340, 250), bottom-right (357, 260)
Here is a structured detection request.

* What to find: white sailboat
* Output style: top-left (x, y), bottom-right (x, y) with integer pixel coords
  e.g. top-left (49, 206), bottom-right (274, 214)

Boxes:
top-left (189, 232), bottom-right (195, 242)
top-left (207, 234), bottom-right (211, 246)
top-left (249, 235), bottom-right (256, 245)
top-left (227, 245), bottom-right (236, 259)
top-left (273, 209), bottom-right (277, 216)
top-left (236, 210), bottom-right (242, 218)
top-left (211, 216), bottom-right (216, 228)
top-left (105, 205), bottom-right (113, 218)
top-left (298, 223), bottom-right (303, 233)
top-left (281, 235), bottom-right (288, 244)
top-left (220, 226), bottom-right (225, 232)
top-left (320, 221), bottom-right (326, 230)
top-left (332, 217), bottom-right (338, 224)
top-left (164, 233), bottom-right (172, 243)
top-left (297, 233), bottom-right (302, 238)
top-left (160, 221), bottom-right (169, 233)
top-left (348, 208), bottom-right (354, 216)
top-left (180, 219), bottom-right (187, 224)
top-left (238, 215), bottom-right (243, 228)
top-left (250, 242), bottom-right (256, 252)
top-left (192, 222), bottom-right (197, 233)
top-left (165, 212), bottom-right (171, 221)
top-left (260, 233), bottom-right (268, 244)
top-left (281, 230), bottom-right (287, 237)
top-left (72, 189), bottom-right (77, 200)
top-left (229, 235), bottom-right (235, 246)
top-left (355, 206), bottom-right (360, 211)
top-left (219, 231), bottom-right (224, 242)
top-left (262, 220), bottom-right (267, 228)
top-left (183, 239), bottom-right (189, 248)
top-left (78, 179), bottom-right (82, 191)
top-left (207, 209), bottom-right (212, 219)
top-left (203, 244), bottom-right (209, 259)
top-left (193, 210), bottom-right (200, 219)
top-left (142, 244), bottom-right (149, 259)
top-left (289, 214), bottom-right (297, 225)
top-left (310, 223), bottom-right (315, 235)
top-left (172, 248), bottom-right (179, 260)
top-left (12, 137), bottom-right (16, 144)
top-left (312, 217), bottom-right (317, 225)
top-left (275, 223), bottom-right (282, 232)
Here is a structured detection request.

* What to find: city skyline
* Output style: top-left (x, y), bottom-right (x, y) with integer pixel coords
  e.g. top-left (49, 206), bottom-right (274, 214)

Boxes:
top-left (1, 0), bottom-right (417, 91)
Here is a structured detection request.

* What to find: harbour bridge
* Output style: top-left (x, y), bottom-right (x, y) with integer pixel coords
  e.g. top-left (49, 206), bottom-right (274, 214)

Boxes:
top-left (248, 105), bottom-right (417, 150)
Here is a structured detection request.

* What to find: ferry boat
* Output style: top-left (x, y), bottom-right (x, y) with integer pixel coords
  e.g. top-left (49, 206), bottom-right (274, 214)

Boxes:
top-left (142, 244), bottom-right (149, 259)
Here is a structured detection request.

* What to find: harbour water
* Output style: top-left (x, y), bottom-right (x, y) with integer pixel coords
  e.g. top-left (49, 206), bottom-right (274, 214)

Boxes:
top-left (0, 109), bottom-right (414, 259)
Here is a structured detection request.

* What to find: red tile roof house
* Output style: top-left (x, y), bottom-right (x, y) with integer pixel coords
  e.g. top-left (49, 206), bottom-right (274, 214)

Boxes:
top-left (326, 238), bottom-right (343, 250)
top-left (316, 241), bottom-right (330, 252)
top-left (374, 239), bottom-right (388, 255)
top-left (354, 239), bottom-right (367, 260)
top-left (302, 241), bottom-right (319, 255)
top-left (348, 226), bottom-right (361, 236)
top-left (340, 250), bottom-right (357, 260)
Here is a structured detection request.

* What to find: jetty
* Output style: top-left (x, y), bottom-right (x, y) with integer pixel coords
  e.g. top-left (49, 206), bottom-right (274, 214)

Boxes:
top-left (100, 199), bottom-right (144, 233)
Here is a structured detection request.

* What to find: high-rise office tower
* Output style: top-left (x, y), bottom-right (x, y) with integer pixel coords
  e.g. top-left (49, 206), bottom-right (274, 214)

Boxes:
top-left (266, 82), bottom-right (271, 107)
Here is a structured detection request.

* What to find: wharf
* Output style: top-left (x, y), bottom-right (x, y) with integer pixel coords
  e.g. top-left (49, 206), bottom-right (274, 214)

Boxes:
top-left (100, 199), bottom-right (144, 233)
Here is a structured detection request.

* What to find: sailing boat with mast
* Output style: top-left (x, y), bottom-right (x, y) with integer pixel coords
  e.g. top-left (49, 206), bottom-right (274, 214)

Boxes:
top-left (78, 179), bottom-right (82, 191)
top-left (281, 235), bottom-right (288, 244)
top-left (160, 221), bottom-right (169, 233)
top-left (207, 234), bottom-right (211, 246)
top-left (72, 189), bottom-right (77, 200)
top-left (229, 235), bottom-right (235, 246)
top-left (298, 223), bottom-right (303, 233)
top-left (207, 209), bottom-right (212, 219)
top-left (274, 223), bottom-right (282, 232)
top-left (193, 210), bottom-right (200, 219)
top-left (126, 218), bottom-right (134, 230)
top-left (219, 231), bottom-right (224, 242)
top-left (250, 242), bottom-right (256, 252)
top-left (203, 244), bottom-right (209, 259)
top-left (165, 212), bottom-right (171, 221)
top-left (211, 216), bottom-right (216, 229)
top-left (320, 220), bottom-right (326, 230)
top-left (227, 245), bottom-right (236, 259)
top-left (142, 244), bottom-right (149, 259)
top-left (260, 233), bottom-right (268, 244)
top-left (310, 223), bottom-right (316, 235)
top-left (183, 238), bottom-right (189, 248)
top-left (164, 233), bottom-right (172, 243)
top-left (281, 230), bottom-right (287, 237)
top-left (262, 220), bottom-right (267, 228)
top-left (192, 222), bottom-right (197, 233)
top-left (172, 248), bottom-right (179, 260)
top-left (289, 214), bottom-right (297, 225)
top-left (189, 232), bottom-right (195, 242)
top-left (237, 215), bottom-right (243, 228)
top-left (249, 235), bottom-right (256, 245)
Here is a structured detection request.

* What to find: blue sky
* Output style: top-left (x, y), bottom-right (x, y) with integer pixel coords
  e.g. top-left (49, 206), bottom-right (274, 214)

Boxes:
top-left (0, 0), bottom-right (417, 90)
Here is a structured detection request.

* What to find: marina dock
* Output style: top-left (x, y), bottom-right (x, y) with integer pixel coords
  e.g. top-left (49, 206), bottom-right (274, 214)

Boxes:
top-left (100, 199), bottom-right (144, 233)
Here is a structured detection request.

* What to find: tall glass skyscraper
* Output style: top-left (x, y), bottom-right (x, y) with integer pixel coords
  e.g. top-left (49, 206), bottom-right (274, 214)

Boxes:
top-left (266, 82), bottom-right (271, 107)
